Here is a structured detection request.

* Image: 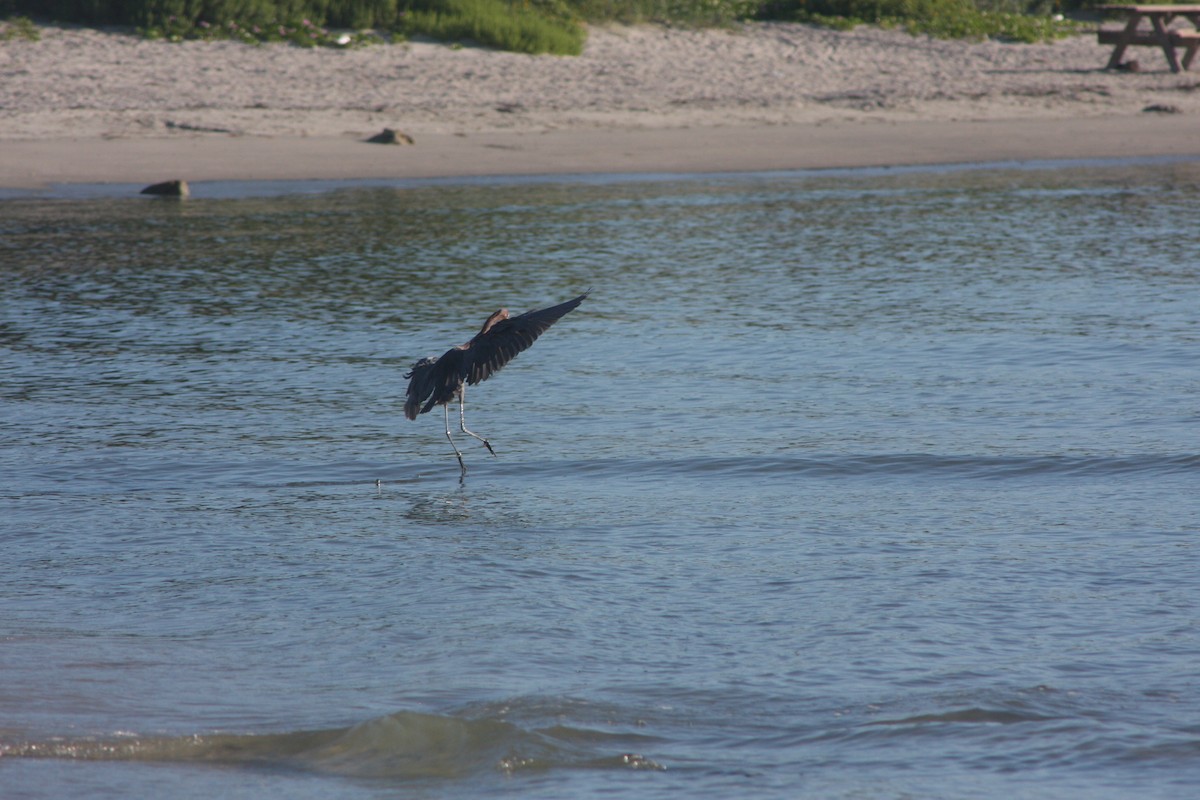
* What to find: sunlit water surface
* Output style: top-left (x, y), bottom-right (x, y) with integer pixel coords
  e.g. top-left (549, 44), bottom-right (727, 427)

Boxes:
top-left (2, 162), bottom-right (1199, 799)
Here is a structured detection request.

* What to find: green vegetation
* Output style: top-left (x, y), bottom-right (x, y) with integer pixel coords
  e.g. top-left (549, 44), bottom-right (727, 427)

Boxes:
top-left (140, 14), bottom-right (388, 46)
top-left (1, 0), bottom-right (1087, 54)
top-left (761, 0), bottom-right (1081, 43)
top-left (0, 13), bottom-right (39, 39)
top-left (570, 0), bottom-right (761, 26)
top-left (396, 0), bottom-right (586, 54)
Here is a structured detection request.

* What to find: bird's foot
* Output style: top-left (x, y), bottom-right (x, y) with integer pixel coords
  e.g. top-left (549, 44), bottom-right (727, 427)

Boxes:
top-left (483, 440), bottom-right (496, 457)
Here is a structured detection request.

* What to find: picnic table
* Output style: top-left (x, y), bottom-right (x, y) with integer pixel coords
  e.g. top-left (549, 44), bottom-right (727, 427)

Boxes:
top-left (1098, 4), bottom-right (1200, 72)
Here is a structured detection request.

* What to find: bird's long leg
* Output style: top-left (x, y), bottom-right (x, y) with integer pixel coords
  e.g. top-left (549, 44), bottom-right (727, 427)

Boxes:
top-left (444, 402), bottom-right (467, 474)
top-left (458, 385), bottom-right (496, 456)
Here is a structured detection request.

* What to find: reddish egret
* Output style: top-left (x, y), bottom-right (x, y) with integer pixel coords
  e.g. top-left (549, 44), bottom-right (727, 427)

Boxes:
top-left (404, 291), bottom-right (588, 473)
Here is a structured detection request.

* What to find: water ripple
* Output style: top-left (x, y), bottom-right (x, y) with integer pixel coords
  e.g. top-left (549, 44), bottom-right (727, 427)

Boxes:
top-left (555, 453), bottom-right (1200, 482)
top-left (21, 452), bottom-right (1200, 494)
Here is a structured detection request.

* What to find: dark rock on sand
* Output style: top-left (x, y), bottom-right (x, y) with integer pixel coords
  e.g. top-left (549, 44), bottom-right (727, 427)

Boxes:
top-left (140, 179), bottom-right (189, 197)
top-left (365, 128), bottom-right (415, 145)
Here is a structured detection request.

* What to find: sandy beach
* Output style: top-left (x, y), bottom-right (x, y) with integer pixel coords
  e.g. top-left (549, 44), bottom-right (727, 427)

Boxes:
top-left (2, 22), bottom-right (1199, 189)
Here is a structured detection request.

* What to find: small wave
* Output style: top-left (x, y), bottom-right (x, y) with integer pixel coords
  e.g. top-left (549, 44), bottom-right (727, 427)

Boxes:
top-left (0, 709), bottom-right (664, 780)
top-left (26, 452), bottom-right (1199, 494)
top-left (865, 707), bottom-right (1052, 727)
top-left (1120, 738), bottom-right (1200, 765)
top-left (529, 453), bottom-right (1200, 482)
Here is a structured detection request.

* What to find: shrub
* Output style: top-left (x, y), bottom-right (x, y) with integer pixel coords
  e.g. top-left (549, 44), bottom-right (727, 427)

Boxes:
top-left (397, 0), bottom-right (586, 54)
top-left (570, 0), bottom-right (759, 26)
top-left (757, 0), bottom-right (1081, 42)
top-left (0, 14), bottom-right (40, 39)
top-left (5, 0), bottom-right (1085, 49)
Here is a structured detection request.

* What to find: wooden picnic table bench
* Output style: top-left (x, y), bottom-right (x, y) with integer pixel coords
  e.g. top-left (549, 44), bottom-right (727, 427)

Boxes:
top-left (1099, 4), bottom-right (1200, 72)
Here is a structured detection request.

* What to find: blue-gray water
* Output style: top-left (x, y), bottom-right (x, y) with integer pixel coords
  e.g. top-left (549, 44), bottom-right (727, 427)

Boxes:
top-left (2, 161), bottom-right (1199, 799)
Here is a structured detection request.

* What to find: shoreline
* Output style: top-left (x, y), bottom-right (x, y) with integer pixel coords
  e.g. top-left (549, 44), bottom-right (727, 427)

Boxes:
top-left (3, 115), bottom-right (1199, 195)
top-left (3, 23), bottom-right (1200, 192)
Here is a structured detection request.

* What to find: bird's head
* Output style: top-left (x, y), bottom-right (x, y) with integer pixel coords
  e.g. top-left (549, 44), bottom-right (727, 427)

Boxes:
top-left (477, 308), bottom-right (510, 337)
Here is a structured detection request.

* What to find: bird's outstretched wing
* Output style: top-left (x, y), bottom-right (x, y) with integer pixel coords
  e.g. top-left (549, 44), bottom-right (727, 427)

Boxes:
top-left (404, 349), bottom-right (471, 419)
top-left (465, 291), bottom-right (588, 386)
top-left (403, 357), bottom-right (439, 420)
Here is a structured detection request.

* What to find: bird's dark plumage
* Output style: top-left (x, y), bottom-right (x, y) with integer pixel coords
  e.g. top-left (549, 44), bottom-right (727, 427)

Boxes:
top-left (404, 292), bottom-right (588, 422)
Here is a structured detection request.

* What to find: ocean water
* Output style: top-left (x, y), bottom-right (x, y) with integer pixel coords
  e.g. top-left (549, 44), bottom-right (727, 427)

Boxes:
top-left (2, 161), bottom-right (1199, 799)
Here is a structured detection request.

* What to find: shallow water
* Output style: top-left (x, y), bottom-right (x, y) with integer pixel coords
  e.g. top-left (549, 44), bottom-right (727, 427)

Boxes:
top-left (2, 161), bottom-right (1199, 799)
